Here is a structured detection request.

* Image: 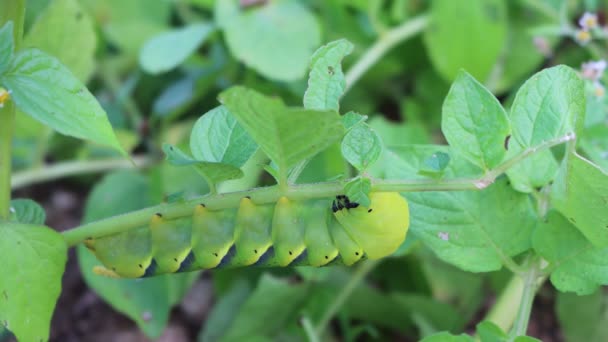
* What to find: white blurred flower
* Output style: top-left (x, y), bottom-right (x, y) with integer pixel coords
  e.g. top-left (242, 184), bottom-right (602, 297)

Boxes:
top-left (582, 59), bottom-right (607, 80)
top-left (579, 12), bottom-right (599, 30)
top-left (575, 29), bottom-right (592, 45)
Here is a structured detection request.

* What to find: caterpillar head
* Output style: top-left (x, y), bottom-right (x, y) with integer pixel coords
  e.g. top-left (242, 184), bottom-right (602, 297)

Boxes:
top-left (333, 192), bottom-right (409, 259)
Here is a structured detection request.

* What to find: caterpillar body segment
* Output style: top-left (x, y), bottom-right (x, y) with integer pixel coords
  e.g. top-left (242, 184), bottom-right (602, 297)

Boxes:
top-left (232, 197), bottom-right (274, 267)
top-left (190, 205), bottom-right (237, 269)
top-left (272, 197), bottom-right (307, 266)
top-left (85, 226), bottom-right (152, 278)
top-left (86, 192), bottom-right (410, 278)
top-left (150, 215), bottom-right (192, 274)
top-left (303, 200), bottom-right (339, 267)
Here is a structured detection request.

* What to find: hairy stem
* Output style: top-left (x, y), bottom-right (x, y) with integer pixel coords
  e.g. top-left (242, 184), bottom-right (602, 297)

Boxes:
top-left (61, 133), bottom-right (574, 246)
top-left (11, 155), bottom-right (154, 190)
top-left (344, 14), bottom-right (428, 93)
top-left (315, 260), bottom-right (379, 337)
top-left (0, 0), bottom-right (25, 219)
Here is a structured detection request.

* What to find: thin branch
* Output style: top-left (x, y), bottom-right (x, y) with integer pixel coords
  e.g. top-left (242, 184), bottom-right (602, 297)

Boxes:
top-left (509, 261), bottom-right (545, 340)
top-left (11, 155), bottom-right (154, 190)
top-left (0, 102), bottom-right (15, 219)
top-left (0, 0), bottom-right (25, 219)
top-left (61, 133), bottom-right (575, 246)
top-left (314, 260), bottom-right (379, 337)
top-left (344, 14), bottom-right (428, 93)
top-left (301, 316), bottom-right (320, 342)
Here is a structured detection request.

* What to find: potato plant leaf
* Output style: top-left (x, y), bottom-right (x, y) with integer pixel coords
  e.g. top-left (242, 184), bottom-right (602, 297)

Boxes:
top-left (219, 86), bottom-right (344, 177)
top-left (163, 143), bottom-right (244, 186)
top-left (533, 210), bottom-right (608, 295)
top-left (424, 0), bottom-right (507, 82)
top-left (215, 0), bottom-right (320, 81)
top-left (505, 65), bottom-right (585, 192)
top-left (0, 49), bottom-right (125, 155)
top-left (0, 223), bottom-right (67, 342)
top-left (550, 152), bottom-right (608, 247)
top-left (341, 123), bottom-right (382, 171)
top-left (442, 70), bottom-right (510, 170)
top-left (9, 199), bottom-right (46, 225)
top-left (0, 21), bottom-right (13, 75)
top-left (24, 0), bottom-right (97, 81)
top-left (140, 23), bottom-right (215, 74)
top-left (190, 105), bottom-right (258, 168)
top-left (344, 177), bottom-right (372, 207)
top-left (303, 38), bottom-right (353, 111)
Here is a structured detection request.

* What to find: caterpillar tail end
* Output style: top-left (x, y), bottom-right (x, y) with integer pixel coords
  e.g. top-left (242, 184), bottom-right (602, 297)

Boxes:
top-left (93, 266), bottom-right (122, 278)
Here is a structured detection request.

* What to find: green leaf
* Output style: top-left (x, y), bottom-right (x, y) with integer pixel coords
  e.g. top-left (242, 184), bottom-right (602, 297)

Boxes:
top-left (377, 144), bottom-right (480, 182)
top-left (24, 0), bottom-right (97, 81)
top-left (506, 65), bottom-right (585, 192)
top-left (493, 5), bottom-right (555, 93)
top-left (408, 177), bottom-right (535, 272)
top-left (0, 49), bottom-right (125, 154)
top-left (556, 290), bottom-right (608, 342)
top-left (533, 210), bottom-right (608, 295)
top-left (341, 123), bottom-right (382, 171)
top-left (580, 124), bottom-right (608, 171)
top-left (78, 171), bottom-right (197, 338)
top-left (418, 151), bottom-right (450, 178)
top-left (0, 21), bottom-right (13, 75)
top-left (442, 70), bottom-right (510, 170)
top-left (551, 152), bottom-right (608, 246)
top-left (198, 280), bottom-right (252, 342)
top-left (81, 0), bottom-right (170, 56)
top-left (219, 86), bottom-right (344, 176)
top-left (0, 222), bottom-right (67, 342)
top-left (476, 321), bottom-right (507, 342)
top-left (220, 274), bottom-right (309, 341)
top-left (423, 0), bottom-right (507, 82)
top-left (342, 111), bottom-right (367, 130)
top-left (420, 332), bottom-right (475, 342)
top-left (216, 0), bottom-right (321, 81)
top-left (344, 177), bottom-right (372, 207)
top-left (510, 65), bottom-right (585, 146)
top-left (190, 105), bottom-right (258, 167)
top-left (162, 143), bottom-right (244, 185)
top-left (140, 23), bottom-right (215, 74)
top-left (9, 199), bottom-right (46, 225)
top-left (303, 39), bottom-right (353, 111)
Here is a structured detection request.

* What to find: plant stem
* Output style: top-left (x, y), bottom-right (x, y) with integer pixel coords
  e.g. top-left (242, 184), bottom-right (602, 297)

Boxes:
top-left (0, 102), bottom-right (15, 219)
top-left (61, 132), bottom-right (574, 246)
top-left (11, 155), bottom-right (154, 190)
top-left (484, 274), bottom-right (525, 332)
top-left (314, 260), bottom-right (379, 337)
top-left (301, 316), bottom-right (320, 342)
top-left (344, 14), bottom-right (428, 93)
top-left (0, 0), bottom-right (25, 220)
top-left (509, 263), bottom-right (542, 340)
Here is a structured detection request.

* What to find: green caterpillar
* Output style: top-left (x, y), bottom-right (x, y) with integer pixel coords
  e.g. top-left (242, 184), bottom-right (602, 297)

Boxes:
top-left (84, 192), bottom-right (409, 278)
